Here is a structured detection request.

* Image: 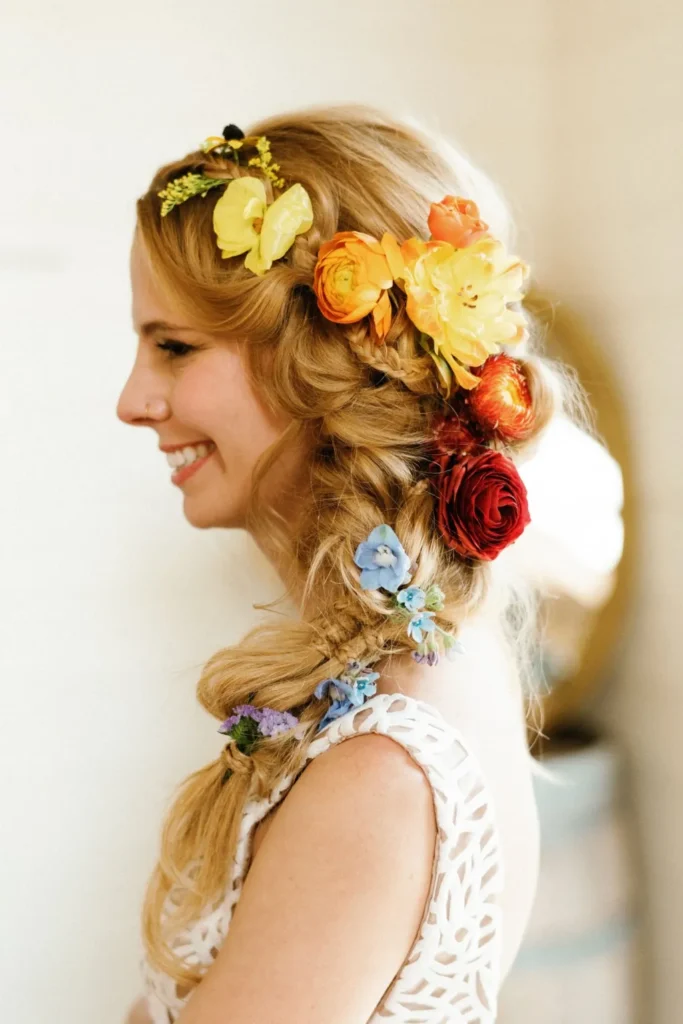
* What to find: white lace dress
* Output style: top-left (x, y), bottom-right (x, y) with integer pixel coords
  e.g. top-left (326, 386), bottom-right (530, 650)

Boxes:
top-left (141, 692), bottom-right (505, 1023)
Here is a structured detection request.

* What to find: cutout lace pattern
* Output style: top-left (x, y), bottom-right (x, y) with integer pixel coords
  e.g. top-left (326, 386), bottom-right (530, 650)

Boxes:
top-left (142, 692), bottom-right (504, 1023)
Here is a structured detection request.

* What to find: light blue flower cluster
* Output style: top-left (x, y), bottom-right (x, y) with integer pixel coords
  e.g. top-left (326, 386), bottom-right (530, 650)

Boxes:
top-left (314, 659), bottom-right (381, 732)
top-left (354, 524), bottom-right (465, 666)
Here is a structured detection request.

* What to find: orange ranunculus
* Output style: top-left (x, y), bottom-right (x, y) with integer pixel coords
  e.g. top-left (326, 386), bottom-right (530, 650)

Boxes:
top-left (313, 231), bottom-right (398, 342)
top-left (427, 196), bottom-right (490, 248)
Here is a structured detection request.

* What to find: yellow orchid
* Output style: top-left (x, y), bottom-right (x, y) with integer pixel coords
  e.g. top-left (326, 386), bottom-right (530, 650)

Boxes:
top-left (212, 177), bottom-right (313, 276)
top-left (389, 236), bottom-right (530, 390)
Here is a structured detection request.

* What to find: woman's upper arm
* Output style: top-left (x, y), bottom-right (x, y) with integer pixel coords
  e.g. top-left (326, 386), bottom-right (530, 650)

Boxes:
top-left (176, 733), bottom-right (437, 1024)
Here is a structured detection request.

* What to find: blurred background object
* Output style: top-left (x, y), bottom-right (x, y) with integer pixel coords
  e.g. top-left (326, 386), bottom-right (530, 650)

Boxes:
top-left (495, 292), bottom-right (638, 1022)
top-left (499, 724), bottom-right (641, 1024)
top-left (2, 1), bottom-right (678, 1022)
top-left (519, 292), bottom-right (634, 731)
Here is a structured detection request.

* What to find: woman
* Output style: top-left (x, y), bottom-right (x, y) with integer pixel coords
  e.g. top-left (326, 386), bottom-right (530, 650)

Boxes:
top-left (117, 103), bottom-right (579, 1023)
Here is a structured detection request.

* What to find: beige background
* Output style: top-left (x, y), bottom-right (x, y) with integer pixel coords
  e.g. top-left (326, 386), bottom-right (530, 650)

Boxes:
top-left (1, 1), bottom-right (678, 1021)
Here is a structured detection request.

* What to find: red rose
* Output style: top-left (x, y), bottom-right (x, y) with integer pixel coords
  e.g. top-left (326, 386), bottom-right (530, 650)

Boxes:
top-left (466, 354), bottom-right (535, 442)
top-left (429, 412), bottom-right (481, 458)
top-left (434, 449), bottom-right (531, 561)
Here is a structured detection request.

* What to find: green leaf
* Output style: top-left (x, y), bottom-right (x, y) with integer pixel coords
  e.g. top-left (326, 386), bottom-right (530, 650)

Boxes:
top-left (417, 333), bottom-right (456, 399)
top-left (230, 717), bottom-right (260, 756)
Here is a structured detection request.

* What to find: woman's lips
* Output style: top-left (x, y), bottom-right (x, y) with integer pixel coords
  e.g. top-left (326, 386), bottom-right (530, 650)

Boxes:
top-left (170, 449), bottom-right (216, 486)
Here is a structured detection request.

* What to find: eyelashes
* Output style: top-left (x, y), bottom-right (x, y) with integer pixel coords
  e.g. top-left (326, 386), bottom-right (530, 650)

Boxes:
top-left (155, 340), bottom-right (196, 359)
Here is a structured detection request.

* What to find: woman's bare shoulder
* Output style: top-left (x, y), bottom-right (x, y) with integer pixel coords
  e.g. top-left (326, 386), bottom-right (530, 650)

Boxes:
top-left (176, 733), bottom-right (437, 1023)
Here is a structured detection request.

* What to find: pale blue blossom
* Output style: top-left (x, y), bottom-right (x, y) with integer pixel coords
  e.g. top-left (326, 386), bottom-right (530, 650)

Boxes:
top-left (406, 610), bottom-right (437, 644)
top-left (353, 524), bottom-right (412, 594)
top-left (395, 585), bottom-right (426, 613)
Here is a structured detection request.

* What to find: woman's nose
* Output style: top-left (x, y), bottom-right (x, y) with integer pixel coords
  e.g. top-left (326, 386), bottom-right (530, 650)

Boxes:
top-left (116, 384), bottom-right (169, 426)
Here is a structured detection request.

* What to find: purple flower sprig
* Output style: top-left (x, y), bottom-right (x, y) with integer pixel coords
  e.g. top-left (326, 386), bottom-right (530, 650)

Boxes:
top-left (218, 704), bottom-right (299, 758)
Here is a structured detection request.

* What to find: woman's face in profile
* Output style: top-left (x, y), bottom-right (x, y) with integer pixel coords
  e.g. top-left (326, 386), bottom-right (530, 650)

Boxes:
top-left (117, 231), bottom-right (301, 532)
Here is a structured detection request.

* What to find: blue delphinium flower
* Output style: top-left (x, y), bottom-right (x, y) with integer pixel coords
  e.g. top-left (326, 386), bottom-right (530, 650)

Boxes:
top-left (353, 524), bottom-right (413, 594)
top-left (315, 660), bottom-right (380, 732)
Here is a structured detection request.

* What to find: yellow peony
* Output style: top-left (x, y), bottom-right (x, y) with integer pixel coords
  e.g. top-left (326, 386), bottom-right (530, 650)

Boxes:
top-left (392, 236), bottom-right (530, 390)
top-left (212, 177), bottom-right (313, 276)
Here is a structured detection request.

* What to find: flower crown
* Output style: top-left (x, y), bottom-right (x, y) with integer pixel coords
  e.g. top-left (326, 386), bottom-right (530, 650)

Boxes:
top-left (157, 125), bottom-right (311, 276)
top-left (158, 126), bottom-right (534, 657)
top-left (158, 126), bottom-right (530, 396)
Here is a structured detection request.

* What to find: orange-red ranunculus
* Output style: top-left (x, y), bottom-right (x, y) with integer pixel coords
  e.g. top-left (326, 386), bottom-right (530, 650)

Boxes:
top-left (313, 231), bottom-right (399, 343)
top-left (427, 196), bottom-right (490, 248)
top-left (466, 354), bottom-right (535, 441)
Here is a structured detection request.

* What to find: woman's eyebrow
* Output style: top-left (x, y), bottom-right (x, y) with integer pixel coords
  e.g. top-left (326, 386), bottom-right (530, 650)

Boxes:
top-left (137, 319), bottom-right (193, 336)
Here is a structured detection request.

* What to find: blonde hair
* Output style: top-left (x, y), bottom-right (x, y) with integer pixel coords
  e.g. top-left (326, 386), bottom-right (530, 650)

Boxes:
top-left (135, 102), bottom-right (587, 988)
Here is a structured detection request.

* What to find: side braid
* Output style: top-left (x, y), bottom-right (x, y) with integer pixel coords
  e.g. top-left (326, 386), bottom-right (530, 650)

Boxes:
top-left (342, 313), bottom-right (436, 395)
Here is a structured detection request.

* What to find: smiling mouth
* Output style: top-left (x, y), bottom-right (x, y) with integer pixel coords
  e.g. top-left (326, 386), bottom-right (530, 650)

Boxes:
top-left (165, 441), bottom-right (217, 469)
top-left (169, 445), bottom-right (217, 486)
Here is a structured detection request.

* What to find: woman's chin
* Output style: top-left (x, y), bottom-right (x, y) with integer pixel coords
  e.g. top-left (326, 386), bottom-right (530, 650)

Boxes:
top-left (181, 493), bottom-right (245, 531)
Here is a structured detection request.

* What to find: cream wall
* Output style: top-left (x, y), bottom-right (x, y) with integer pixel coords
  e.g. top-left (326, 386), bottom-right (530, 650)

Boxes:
top-left (1, 2), bottom-right (674, 1022)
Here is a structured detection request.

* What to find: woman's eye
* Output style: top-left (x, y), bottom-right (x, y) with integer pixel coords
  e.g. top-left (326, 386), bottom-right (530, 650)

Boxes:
top-left (156, 340), bottom-right (195, 359)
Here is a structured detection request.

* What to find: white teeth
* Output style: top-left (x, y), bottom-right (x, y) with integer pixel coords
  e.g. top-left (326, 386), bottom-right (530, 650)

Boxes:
top-left (167, 442), bottom-right (214, 469)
